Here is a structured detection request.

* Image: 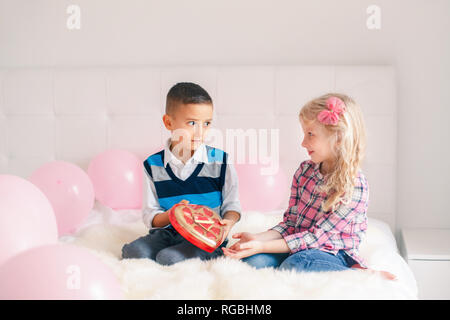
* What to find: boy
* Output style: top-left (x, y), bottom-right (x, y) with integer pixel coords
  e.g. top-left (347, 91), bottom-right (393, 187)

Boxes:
top-left (121, 82), bottom-right (242, 265)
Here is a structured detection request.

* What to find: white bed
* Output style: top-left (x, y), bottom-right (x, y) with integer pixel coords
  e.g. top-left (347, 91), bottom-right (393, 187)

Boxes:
top-left (59, 201), bottom-right (418, 300)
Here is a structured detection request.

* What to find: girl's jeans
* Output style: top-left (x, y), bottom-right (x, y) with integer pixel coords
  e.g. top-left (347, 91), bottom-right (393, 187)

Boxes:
top-left (242, 249), bottom-right (357, 272)
top-left (121, 225), bottom-right (227, 266)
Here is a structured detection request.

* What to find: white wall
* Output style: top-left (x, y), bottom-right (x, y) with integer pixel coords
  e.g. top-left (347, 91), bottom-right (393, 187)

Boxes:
top-left (0, 0), bottom-right (449, 234)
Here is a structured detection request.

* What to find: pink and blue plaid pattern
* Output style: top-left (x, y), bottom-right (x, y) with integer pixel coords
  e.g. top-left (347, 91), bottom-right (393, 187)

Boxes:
top-left (270, 160), bottom-right (369, 267)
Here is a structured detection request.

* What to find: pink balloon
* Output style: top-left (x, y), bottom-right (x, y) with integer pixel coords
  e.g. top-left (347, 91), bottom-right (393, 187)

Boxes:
top-left (88, 149), bottom-right (143, 210)
top-left (29, 161), bottom-right (95, 236)
top-left (0, 243), bottom-right (124, 300)
top-left (0, 175), bottom-right (58, 265)
top-left (235, 162), bottom-right (289, 212)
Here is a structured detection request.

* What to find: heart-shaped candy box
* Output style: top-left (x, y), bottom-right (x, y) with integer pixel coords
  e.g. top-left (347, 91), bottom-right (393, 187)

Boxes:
top-left (168, 203), bottom-right (225, 253)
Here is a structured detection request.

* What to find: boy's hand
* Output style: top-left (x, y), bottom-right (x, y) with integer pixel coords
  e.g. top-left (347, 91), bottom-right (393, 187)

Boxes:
top-left (218, 218), bottom-right (235, 243)
top-left (152, 200), bottom-right (189, 228)
top-left (218, 211), bottom-right (240, 244)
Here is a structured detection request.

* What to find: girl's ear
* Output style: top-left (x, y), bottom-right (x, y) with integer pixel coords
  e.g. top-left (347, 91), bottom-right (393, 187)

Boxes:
top-left (162, 114), bottom-right (173, 130)
top-left (335, 131), bottom-right (343, 147)
top-left (329, 132), bottom-right (342, 157)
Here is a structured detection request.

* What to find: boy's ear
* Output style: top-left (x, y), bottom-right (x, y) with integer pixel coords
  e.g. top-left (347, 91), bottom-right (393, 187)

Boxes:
top-left (162, 114), bottom-right (173, 131)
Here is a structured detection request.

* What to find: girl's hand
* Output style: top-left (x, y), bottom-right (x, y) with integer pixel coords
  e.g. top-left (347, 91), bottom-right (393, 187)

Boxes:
top-left (228, 232), bottom-right (257, 250)
top-left (222, 240), bottom-right (264, 260)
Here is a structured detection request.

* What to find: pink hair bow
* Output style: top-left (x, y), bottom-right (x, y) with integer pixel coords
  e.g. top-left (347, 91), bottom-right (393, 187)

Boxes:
top-left (317, 96), bottom-right (346, 125)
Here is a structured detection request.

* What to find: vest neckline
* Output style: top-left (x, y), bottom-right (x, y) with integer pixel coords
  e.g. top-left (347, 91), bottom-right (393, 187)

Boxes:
top-left (165, 162), bottom-right (205, 184)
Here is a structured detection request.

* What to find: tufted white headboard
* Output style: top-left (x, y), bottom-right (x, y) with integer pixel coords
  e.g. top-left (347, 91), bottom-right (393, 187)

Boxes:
top-left (0, 66), bottom-right (397, 229)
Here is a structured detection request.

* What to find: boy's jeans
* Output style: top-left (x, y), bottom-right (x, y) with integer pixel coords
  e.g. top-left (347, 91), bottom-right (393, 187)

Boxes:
top-left (121, 225), bottom-right (228, 265)
top-left (242, 249), bottom-right (357, 272)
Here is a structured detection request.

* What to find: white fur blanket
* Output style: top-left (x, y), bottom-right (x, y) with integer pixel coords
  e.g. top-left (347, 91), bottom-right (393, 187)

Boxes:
top-left (59, 202), bottom-right (418, 299)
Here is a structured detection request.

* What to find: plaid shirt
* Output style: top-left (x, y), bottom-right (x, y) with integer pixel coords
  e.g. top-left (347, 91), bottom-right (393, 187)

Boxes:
top-left (270, 160), bottom-right (369, 268)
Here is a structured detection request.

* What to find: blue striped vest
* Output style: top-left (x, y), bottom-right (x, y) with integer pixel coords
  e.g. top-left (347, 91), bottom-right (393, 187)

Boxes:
top-left (143, 145), bottom-right (228, 218)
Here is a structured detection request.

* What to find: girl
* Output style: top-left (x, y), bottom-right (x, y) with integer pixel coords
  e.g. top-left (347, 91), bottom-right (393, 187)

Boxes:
top-left (223, 93), bottom-right (395, 280)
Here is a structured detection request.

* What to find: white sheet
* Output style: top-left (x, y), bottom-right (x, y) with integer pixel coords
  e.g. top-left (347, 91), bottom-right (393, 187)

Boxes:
top-left (59, 201), bottom-right (418, 299)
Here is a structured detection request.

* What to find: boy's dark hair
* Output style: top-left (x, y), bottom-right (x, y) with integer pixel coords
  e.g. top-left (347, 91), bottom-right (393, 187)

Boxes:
top-left (166, 82), bottom-right (213, 115)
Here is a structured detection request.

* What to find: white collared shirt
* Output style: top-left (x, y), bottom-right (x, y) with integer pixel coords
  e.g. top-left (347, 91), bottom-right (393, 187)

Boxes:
top-left (142, 138), bottom-right (242, 229)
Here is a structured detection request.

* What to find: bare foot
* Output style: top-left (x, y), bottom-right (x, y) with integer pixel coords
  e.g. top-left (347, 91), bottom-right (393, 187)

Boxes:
top-left (351, 264), bottom-right (397, 281)
top-left (375, 270), bottom-right (397, 281)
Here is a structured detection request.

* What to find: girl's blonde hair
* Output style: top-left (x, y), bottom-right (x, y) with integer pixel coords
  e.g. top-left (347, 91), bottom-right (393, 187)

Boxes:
top-left (299, 93), bottom-right (367, 212)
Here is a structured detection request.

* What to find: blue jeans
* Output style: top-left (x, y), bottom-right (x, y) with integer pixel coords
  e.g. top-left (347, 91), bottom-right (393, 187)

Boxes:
top-left (121, 226), bottom-right (228, 265)
top-left (242, 249), bottom-right (357, 272)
